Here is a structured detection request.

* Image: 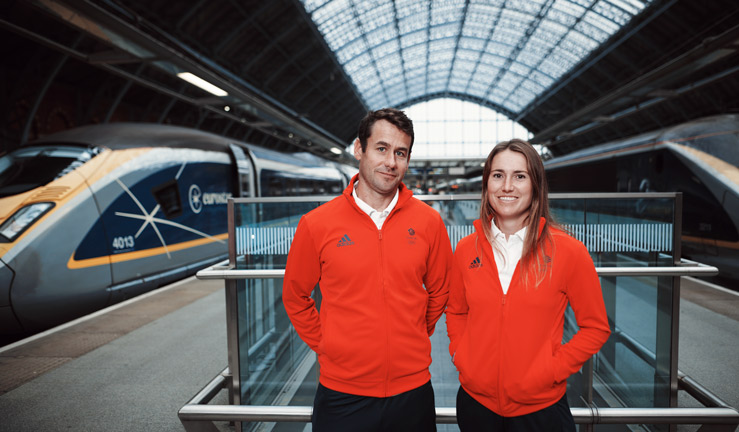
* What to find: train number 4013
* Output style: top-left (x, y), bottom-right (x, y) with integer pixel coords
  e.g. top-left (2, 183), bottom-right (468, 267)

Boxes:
top-left (112, 236), bottom-right (135, 250)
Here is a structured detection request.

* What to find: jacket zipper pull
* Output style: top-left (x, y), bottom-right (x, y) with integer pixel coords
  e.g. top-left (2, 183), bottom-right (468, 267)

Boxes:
top-left (502, 295), bottom-right (506, 305)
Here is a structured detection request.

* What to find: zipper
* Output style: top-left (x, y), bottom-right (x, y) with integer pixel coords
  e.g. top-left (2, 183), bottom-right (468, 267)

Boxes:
top-left (379, 204), bottom-right (399, 396)
top-left (378, 226), bottom-right (390, 396)
top-left (497, 290), bottom-right (508, 413)
top-left (476, 221), bottom-right (509, 412)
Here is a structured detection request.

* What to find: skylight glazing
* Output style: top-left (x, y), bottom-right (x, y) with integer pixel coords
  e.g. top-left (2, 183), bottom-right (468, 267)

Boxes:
top-left (403, 98), bottom-right (533, 159)
top-left (299, 0), bottom-right (653, 114)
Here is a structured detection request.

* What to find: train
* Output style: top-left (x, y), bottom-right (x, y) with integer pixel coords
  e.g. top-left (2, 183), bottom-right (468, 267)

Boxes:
top-left (0, 123), bottom-right (353, 335)
top-left (544, 114), bottom-right (739, 284)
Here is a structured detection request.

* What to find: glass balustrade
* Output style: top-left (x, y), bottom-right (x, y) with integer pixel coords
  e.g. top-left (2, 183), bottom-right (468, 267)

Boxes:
top-left (220, 193), bottom-right (692, 431)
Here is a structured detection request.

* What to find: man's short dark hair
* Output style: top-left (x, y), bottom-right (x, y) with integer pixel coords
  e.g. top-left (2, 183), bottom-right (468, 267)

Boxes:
top-left (357, 108), bottom-right (414, 153)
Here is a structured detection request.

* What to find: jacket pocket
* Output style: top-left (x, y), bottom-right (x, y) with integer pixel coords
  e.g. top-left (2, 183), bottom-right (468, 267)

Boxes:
top-left (455, 333), bottom-right (500, 399)
top-left (505, 345), bottom-right (559, 404)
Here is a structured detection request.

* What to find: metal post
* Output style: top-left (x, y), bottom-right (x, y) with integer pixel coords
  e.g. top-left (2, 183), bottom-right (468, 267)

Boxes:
top-left (225, 278), bottom-right (242, 432)
top-left (671, 193), bottom-right (683, 407)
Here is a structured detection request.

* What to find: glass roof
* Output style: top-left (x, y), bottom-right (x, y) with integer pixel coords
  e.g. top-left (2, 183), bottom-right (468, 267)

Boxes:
top-left (299, 0), bottom-right (653, 114)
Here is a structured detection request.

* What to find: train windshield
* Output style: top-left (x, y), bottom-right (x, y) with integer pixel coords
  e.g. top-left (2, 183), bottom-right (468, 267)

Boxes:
top-left (0, 145), bottom-right (97, 197)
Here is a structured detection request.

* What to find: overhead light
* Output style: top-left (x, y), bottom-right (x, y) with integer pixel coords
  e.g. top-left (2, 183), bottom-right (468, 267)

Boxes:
top-left (330, 147), bottom-right (343, 155)
top-left (177, 72), bottom-right (228, 97)
top-left (224, 106), bottom-right (231, 112)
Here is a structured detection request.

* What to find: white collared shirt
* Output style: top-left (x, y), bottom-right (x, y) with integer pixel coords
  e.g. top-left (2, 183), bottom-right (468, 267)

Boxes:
top-left (352, 181), bottom-right (399, 229)
top-left (490, 219), bottom-right (527, 294)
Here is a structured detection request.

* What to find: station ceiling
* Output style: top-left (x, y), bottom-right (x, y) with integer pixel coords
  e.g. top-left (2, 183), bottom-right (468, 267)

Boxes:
top-left (2, 0), bottom-right (738, 170)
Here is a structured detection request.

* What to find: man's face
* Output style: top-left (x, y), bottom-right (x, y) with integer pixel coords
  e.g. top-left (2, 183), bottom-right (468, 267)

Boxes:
top-left (354, 119), bottom-right (411, 200)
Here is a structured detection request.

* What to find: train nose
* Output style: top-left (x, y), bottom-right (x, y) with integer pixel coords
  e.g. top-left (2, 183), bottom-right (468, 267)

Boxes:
top-left (0, 259), bottom-right (24, 334)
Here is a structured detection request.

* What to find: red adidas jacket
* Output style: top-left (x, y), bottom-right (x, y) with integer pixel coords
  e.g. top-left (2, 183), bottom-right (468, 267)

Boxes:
top-left (446, 218), bottom-right (610, 417)
top-left (283, 177), bottom-right (452, 397)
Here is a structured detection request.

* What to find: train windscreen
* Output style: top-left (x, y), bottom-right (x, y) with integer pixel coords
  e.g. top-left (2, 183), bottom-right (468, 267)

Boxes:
top-left (0, 145), bottom-right (97, 197)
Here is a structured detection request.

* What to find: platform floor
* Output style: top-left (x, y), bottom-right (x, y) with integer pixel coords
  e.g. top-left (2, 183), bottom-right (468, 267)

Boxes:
top-left (0, 277), bottom-right (230, 431)
top-left (0, 276), bottom-right (736, 431)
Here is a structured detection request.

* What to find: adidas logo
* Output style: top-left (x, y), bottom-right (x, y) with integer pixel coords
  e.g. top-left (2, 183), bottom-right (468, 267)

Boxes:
top-left (337, 234), bottom-right (354, 247)
top-left (469, 257), bottom-right (481, 269)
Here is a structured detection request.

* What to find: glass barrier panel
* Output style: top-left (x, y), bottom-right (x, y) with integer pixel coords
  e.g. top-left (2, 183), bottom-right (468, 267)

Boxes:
top-left (232, 199), bottom-right (328, 412)
top-left (233, 201), bottom-right (324, 270)
top-left (229, 194), bottom-right (679, 432)
top-left (551, 197), bottom-right (676, 265)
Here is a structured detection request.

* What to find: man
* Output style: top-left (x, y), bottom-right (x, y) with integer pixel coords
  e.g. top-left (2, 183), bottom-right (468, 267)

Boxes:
top-left (283, 108), bottom-right (452, 431)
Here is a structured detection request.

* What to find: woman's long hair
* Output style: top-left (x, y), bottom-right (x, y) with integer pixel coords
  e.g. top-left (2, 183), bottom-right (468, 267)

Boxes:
top-left (479, 139), bottom-right (557, 287)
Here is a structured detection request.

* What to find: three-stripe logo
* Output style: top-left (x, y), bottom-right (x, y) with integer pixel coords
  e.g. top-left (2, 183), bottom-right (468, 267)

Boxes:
top-left (337, 234), bottom-right (354, 247)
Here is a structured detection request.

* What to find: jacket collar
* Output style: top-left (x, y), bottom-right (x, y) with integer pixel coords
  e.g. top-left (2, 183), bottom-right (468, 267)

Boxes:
top-left (473, 216), bottom-right (547, 240)
top-left (343, 174), bottom-right (412, 211)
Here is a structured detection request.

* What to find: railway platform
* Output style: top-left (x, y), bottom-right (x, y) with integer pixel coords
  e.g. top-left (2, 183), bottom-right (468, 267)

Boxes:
top-left (0, 276), bottom-right (230, 431)
top-left (0, 274), bottom-right (736, 431)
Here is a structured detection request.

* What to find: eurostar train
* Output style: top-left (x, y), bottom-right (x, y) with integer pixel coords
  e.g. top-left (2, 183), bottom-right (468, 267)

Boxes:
top-left (0, 123), bottom-right (351, 334)
top-left (544, 114), bottom-right (739, 283)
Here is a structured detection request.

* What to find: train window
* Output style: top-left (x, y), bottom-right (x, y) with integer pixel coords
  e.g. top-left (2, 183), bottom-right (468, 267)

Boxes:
top-left (293, 179), bottom-right (310, 196)
top-left (260, 169), bottom-right (344, 197)
top-left (0, 145), bottom-right (95, 197)
top-left (264, 175), bottom-right (284, 196)
top-left (288, 178), bottom-right (303, 196)
top-left (151, 180), bottom-right (183, 218)
top-left (330, 182), bottom-right (343, 194)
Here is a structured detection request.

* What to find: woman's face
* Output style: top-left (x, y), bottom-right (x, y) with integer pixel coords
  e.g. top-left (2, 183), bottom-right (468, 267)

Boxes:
top-left (486, 149), bottom-right (533, 232)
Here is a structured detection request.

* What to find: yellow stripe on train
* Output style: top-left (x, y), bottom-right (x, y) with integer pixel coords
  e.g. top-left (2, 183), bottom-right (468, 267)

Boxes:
top-left (67, 233), bottom-right (228, 269)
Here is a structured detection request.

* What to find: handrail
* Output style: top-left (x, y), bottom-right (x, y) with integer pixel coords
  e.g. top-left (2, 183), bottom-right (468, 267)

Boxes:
top-left (179, 371), bottom-right (739, 425)
top-left (679, 372), bottom-right (734, 409)
top-left (180, 372), bottom-right (739, 425)
top-left (196, 260), bottom-right (719, 280)
top-left (186, 261), bottom-right (733, 430)
top-left (196, 265), bottom-right (285, 280)
top-left (180, 404), bottom-right (739, 424)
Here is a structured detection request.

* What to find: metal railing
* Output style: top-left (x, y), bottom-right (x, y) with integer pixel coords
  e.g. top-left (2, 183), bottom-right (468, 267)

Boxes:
top-left (180, 192), bottom-right (738, 431)
top-left (195, 260), bottom-right (720, 280)
top-left (181, 386), bottom-right (739, 428)
top-left (179, 264), bottom-right (739, 432)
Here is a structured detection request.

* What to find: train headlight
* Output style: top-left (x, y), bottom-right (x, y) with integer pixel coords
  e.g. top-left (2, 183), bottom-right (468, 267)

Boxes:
top-left (0, 202), bottom-right (54, 242)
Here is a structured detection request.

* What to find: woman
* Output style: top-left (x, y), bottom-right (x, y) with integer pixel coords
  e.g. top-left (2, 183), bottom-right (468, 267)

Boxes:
top-left (446, 139), bottom-right (611, 431)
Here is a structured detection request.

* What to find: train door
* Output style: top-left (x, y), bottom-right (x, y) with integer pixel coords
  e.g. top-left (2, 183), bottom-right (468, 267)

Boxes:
top-left (229, 144), bottom-right (255, 197)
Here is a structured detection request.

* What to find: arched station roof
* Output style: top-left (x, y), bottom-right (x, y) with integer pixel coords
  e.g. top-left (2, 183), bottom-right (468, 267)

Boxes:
top-left (300, 0), bottom-right (650, 115)
top-left (1, 0), bottom-right (738, 164)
